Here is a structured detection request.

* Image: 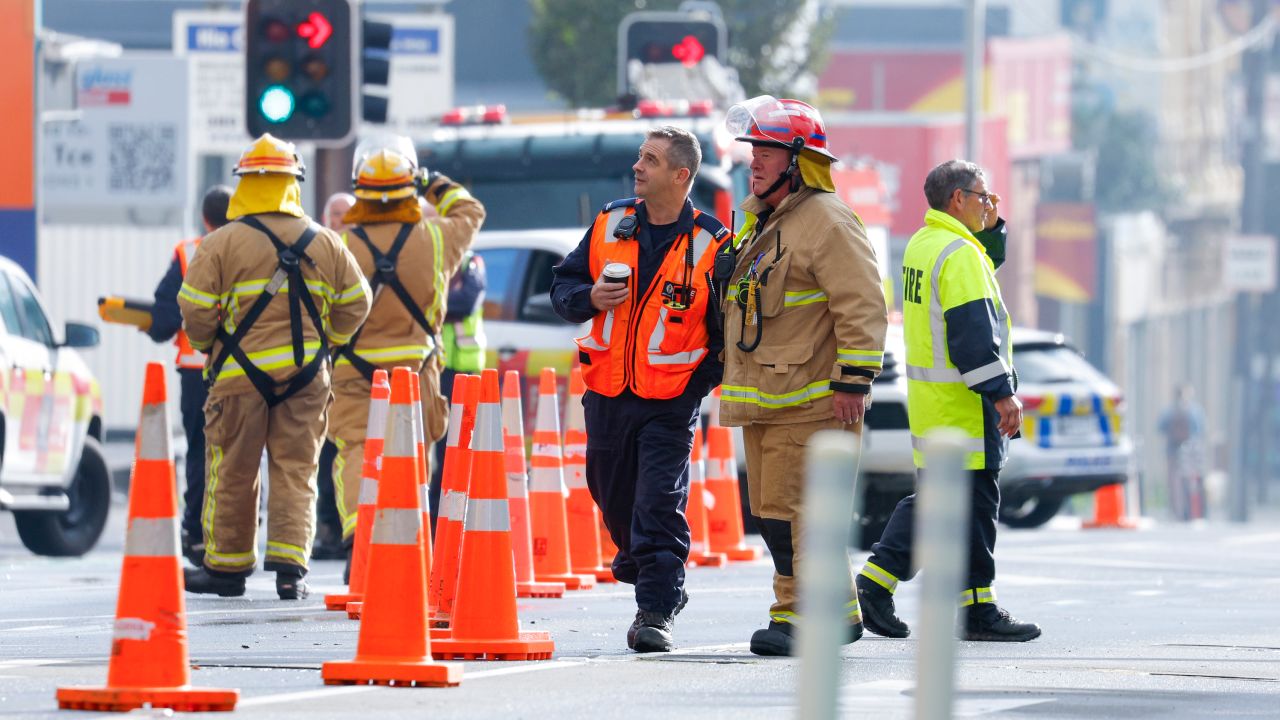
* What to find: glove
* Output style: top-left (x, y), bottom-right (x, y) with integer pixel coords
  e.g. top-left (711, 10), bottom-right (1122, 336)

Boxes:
top-left (416, 170), bottom-right (449, 200)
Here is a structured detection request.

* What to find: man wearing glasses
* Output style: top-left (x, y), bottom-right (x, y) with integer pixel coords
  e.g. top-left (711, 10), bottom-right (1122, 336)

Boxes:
top-left (856, 159), bottom-right (1042, 642)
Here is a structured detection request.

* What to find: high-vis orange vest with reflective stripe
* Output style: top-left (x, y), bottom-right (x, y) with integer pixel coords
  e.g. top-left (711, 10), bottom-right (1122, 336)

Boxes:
top-left (174, 238), bottom-right (206, 370)
top-left (574, 203), bottom-right (726, 400)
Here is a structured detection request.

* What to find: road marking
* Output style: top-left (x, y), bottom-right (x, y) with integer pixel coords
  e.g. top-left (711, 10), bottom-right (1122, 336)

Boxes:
top-left (0, 604), bottom-right (328, 625)
top-left (238, 660), bottom-right (586, 707)
top-left (0, 624), bottom-right (65, 633)
top-left (0, 658), bottom-right (69, 669)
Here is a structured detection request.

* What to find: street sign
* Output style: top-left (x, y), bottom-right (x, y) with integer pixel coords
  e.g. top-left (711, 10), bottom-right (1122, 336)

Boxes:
top-left (174, 11), bottom-right (246, 154)
top-left (1223, 235), bottom-right (1277, 293)
top-left (41, 54), bottom-right (189, 209)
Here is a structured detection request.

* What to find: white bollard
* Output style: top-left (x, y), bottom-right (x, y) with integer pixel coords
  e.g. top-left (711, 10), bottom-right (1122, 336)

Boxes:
top-left (796, 430), bottom-right (861, 720)
top-left (913, 429), bottom-right (974, 720)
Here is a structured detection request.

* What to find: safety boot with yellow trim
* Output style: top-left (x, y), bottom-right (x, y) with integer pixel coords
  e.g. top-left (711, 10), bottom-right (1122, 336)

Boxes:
top-left (856, 573), bottom-right (910, 638)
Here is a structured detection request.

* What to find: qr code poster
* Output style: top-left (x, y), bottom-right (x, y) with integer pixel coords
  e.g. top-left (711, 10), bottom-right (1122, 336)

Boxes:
top-left (42, 54), bottom-right (189, 209)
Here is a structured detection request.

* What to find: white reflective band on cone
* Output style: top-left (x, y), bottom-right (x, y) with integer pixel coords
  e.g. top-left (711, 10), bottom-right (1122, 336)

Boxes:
top-left (384, 405), bottom-right (416, 458)
top-left (371, 508), bottom-right (422, 545)
top-left (113, 618), bottom-right (157, 642)
top-left (532, 441), bottom-right (561, 459)
top-left (529, 467), bottom-right (564, 492)
top-left (366, 400), bottom-right (389, 440)
top-left (124, 516), bottom-right (180, 557)
top-left (445, 403), bottom-right (464, 447)
top-left (464, 498), bottom-right (511, 532)
top-left (420, 485), bottom-right (431, 515)
top-left (706, 459), bottom-right (730, 479)
top-left (136, 404), bottom-right (171, 461)
top-left (358, 478), bottom-right (379, 505)
top-left (507, 471), bottom-right (529, 498)
top-left (564, 468), bottom-right (588, 489)
top-left (442, 489), bottom-right (467, 521)
top-left (471, 405), bottom-right (503, 452)
top-left (563, 443), bottom-right (586, 458)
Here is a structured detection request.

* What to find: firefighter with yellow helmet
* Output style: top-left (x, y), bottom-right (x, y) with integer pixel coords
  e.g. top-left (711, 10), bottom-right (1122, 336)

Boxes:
top-left (178, 133), bottom-right (371, 600)
top-left (327, 135), bottom-right (485, 564)
top-left (717, 96), bottom-right (888, 655)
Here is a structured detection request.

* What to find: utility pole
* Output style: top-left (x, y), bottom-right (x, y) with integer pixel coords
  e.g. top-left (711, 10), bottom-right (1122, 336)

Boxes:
top-left (964, 0), bottom-right (985, 163)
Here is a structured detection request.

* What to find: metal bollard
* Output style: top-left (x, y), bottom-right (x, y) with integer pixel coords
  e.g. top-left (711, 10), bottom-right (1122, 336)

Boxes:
top-left (913, 430), bottom-right (974, 720)
top-left (796, 430), bottom-right (861, 720)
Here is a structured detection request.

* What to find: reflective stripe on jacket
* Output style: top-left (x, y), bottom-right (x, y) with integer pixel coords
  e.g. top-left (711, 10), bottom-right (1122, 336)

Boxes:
top-left (902, 208), bottom-right (1012, 470)
top-left (574, 203), bottom-right (725, 400)
top-left (442, 308), bottom-right (486, 372)
top-left (173, 238), bottom-right (205, 369)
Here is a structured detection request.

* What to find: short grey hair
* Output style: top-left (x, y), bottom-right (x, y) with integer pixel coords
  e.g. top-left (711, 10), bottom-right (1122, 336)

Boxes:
top-left (646, 125), bottom-right (701, 184)
top-left (924, 160), bottom-right (985, 211)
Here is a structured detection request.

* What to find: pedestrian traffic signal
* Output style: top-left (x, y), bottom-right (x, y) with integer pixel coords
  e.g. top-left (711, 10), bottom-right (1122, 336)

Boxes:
top-left (244, 0), bottom-right (355, 144)
top-left (619, 12), bottom-right (724, 69)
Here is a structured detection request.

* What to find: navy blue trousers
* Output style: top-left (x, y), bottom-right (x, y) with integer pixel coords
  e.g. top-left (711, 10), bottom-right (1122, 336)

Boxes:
top-left (584, 390), bottom-right (698, 615)
top-left (866, 468), bottom-right (1001, 589)
top-left (179, 368), bottom-right (208, 536)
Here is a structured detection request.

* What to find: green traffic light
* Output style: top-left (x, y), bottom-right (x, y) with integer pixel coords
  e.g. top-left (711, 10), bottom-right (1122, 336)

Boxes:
top-left (299, 91), bottom-right (330, 118)
top-left (259, 85), bottom-right (295, 123)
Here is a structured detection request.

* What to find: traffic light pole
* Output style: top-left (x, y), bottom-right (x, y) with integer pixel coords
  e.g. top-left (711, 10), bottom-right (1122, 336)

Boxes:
top-left (314, 142), bottom-right (356, 222)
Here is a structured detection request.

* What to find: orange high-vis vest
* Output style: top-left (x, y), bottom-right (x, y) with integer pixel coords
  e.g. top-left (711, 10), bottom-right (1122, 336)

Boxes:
top-left (174, 238), bottom-right (206, 370)
top-left (574, 201), bottom-right (727, 400)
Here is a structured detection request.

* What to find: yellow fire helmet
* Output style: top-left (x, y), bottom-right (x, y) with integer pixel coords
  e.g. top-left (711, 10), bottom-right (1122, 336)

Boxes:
top-left (233, 133), bottom-right (306, 179)
top-left (352, 148), bottom-right (418, 202)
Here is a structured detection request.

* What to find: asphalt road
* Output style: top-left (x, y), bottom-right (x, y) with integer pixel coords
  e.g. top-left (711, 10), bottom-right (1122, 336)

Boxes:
top-left (2, 501), bottom-right (1279, 719)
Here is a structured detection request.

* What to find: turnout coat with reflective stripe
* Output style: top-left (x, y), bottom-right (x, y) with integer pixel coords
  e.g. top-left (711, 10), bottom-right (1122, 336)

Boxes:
top-left (336, 185), bottom-right (484, 381)
top-left (179, 213), bottom-right (371, 397)
top-left (574, 202), bottom-right (726, 400)
top-left (901, 209), bottom-right (1013, 470)
top-left (719, 187), bottom-right (888, 426)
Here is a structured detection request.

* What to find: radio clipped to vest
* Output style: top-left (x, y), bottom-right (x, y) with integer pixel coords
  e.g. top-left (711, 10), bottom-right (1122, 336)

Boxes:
top-left (734, 230), bottom-right (787, 353)
top-left (207, 217), bottom-right (327, 407)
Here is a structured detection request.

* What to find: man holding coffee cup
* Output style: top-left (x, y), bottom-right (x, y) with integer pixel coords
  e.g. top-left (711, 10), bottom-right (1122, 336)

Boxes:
top-left (550, 126), bottom-right (730, 653)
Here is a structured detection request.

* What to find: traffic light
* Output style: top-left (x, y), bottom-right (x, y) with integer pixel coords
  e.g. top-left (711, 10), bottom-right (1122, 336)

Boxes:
top-left (619, 12), bottom-right (724, 69)
top-left (244, 0), bottom-right (355, 144)
top-left (360, 18), bottom-right (393, 124)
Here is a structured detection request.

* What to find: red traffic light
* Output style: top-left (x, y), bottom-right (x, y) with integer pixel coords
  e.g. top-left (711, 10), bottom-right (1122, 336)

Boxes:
top-left (671, 35), bottom-right (705, 67)
top-left (296, 11), bottom-right (333, 49)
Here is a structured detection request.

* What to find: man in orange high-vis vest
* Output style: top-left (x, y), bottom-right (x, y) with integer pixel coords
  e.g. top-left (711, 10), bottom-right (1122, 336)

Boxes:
top-left (550, 126), bottom-right (730, 653)
top-left (147, 185), bottom-right (232, 568)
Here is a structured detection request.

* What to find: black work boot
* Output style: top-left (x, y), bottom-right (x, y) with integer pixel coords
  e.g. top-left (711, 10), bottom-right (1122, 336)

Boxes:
top-left (856, 574), bottom-right (910, 638)
top-left (963, 605), bottom-right (1041, 642)
top-left (627, 609), bottom-right (676, 653)
top-left (311, 523), bottom-right (346, 561)
top-left (674, 588), bottom-right (689, 617)
top-left (749, 621), bottom-right (794, 656)
top-left (180, 528), bottom-right (205, 569)
top-left (276, 570), bottom-right (310, 600)
top-left (343, 547), bottom-right (353, 585)
top-left (183, 567), bottom-right (246, 597)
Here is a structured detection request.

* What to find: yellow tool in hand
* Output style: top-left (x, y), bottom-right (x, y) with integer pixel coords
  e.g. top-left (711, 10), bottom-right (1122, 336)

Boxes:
top-left (97, 296), bottom-right (155, 331)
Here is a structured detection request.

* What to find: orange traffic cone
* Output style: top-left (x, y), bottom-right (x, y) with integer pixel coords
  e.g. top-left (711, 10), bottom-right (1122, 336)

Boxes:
top-left (503, 370), bottom-right (565, 598)
top-left (57, 363), bottom-right (238, 712)
top-left (563, 368), bottom-right (614, 583)
top-left (431, 373), bottom-right (480, 626)
top-left (432, 369), bottom-right (556, 661)
top-left (529, 368), bottom-right (595, 590)
top-left (687, 426), bottom-right (728, 567)
top-left (410, 371), bottom-right (435, 600)
top-left (326, 369), bottom-right (391, 612)
top-left (705, 426), bottom-right (762, 561)
top-left (323, 368), bottom-right (461, 687)
top-left (1082, 483), bottom-right (1138, 529)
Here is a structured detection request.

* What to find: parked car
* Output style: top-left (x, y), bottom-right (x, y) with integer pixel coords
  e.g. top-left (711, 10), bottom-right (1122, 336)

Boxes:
top-left (0, 256), bottom-right (109, 556)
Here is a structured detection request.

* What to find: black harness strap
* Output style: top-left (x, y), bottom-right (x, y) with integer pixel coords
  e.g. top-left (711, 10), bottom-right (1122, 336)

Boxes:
top-left (207, 217), bottom-right (328, 407)
top-left (338, 224), bottom-right (438, 382)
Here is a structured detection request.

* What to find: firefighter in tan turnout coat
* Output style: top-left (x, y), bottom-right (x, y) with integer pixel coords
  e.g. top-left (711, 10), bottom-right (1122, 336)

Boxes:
top-left (327, 138), bottom-right (485, 562)
top-left (717, 97), bottom-right (888, 655)
top-left (178, 134), bottom-right (371, 600)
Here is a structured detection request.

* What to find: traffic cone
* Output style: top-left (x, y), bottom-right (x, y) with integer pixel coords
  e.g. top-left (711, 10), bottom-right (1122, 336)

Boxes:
top-left (322, 367), bottom-right (462, 687)
top-left (687, 426), bottom-right (728, 567)
top-left (57, 363), bottom-right (238, 712)
top-left (1082, 483), bottom-right (1138, 529)
top-left (410, 371), bottom-right (435, 601)
top-left (563, 368), bottom-right (614, 583)
top-left (325, 370), bottom-right (391, 612)
top-left (504, 371), bottom-right (565, 598)
top-left (529, 368), bottom-right (595, 590)
top-left (431, 373), bottom-right (480, 627)
top-left (432, 369), bottom-right (556, 661)
top-left (704, 426), bottom-right (762, 561)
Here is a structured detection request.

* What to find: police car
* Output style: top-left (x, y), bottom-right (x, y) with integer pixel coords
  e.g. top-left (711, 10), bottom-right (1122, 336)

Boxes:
top-left (0, 256), bottom-right (110, 556)
top-left (859, 326), bottom-right (1133, 542)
